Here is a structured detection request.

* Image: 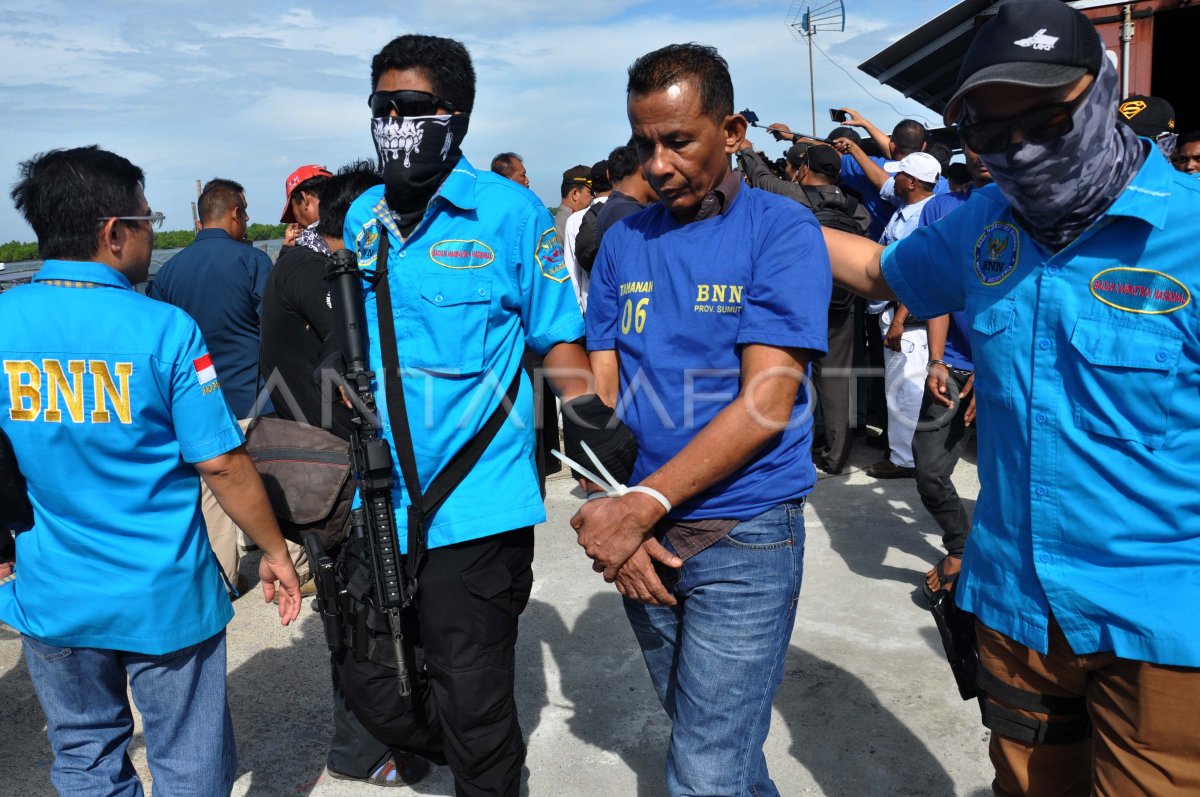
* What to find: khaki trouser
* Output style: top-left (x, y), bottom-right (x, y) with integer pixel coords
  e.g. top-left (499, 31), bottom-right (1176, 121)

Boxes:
top-left (200, 419), bottom-right (310, 589)
top-left (977, 619), bottom-right (1200, 797)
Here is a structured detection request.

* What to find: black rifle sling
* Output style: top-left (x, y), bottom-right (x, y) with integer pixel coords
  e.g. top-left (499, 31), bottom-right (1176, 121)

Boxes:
top-left (372, 231), bottom-right (520, 577)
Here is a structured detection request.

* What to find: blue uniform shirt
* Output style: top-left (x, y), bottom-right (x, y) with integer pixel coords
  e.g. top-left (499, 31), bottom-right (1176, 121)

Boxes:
top-left (918, 188), bottom-right (989, 371)
top-left (881, 147), bottom-right (1200, 666)
top-left (0, 261), bottom-right (241, 654)
top-left (148, 228), bottom-right (272, 418)
top-left (587, 186), bottom-right (830, 520)
top-left (343, 158), bottom-right (585, 551)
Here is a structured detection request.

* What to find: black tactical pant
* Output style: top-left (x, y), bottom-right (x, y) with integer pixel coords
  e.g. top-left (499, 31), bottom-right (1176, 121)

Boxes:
top-left (812, 305), bottom-right (857, 474)
top-left (335, 527), bottom-right (534, 797)
top-left (911, 367), bottom-right (973, 556)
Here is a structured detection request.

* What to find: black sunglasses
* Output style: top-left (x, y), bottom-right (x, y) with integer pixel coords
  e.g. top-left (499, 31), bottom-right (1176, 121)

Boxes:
top-left (958, 91), bottom-right (1088, 154)
top-left (368, 89), bottom-right (458, 118)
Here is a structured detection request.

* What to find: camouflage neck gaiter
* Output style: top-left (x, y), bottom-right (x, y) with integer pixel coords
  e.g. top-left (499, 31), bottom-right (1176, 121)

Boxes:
top-left (978, 58), bottom-right (1144, 252)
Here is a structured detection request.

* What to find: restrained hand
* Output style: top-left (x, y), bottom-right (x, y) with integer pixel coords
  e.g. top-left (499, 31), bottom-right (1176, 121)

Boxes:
top-left (570, 492), bottom-right (671, 581)
top-left (926, 362), bottom-right (953, 407)
top-left (614, 538), bottom-right (681, 606)
top-left (961, 374), bottom-right (977, 427)
top-left (884, 320), bottom-right (906, 352)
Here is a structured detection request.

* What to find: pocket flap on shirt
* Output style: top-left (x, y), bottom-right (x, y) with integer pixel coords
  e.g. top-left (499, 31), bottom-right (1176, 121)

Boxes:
top-left (420, 276), bottom-right (491, 307)
top-left (970, 301), bottom-right (1014, 336)
top-left (1069, 317), bottom-right (1182, 372)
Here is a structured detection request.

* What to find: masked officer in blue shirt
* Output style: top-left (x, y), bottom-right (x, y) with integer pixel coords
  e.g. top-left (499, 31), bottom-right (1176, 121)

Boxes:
top-left (333, 35), bottom-right (632, 797)
top-left (0, 146), bottom-right (301, 796)
top-left (825, 2), bottom-right (1200, 794)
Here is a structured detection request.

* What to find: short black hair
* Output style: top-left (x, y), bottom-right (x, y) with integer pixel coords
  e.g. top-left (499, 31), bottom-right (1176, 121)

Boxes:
top-left (1178, 130), bottom-right (1200, 148)
top-left (627, 43), bottom-right (733, 123)
top-left (371, 34), bottom-right (476, 114)
top-left (316, 161), bottom-right (383, 240)
top-left (891, 119), bottom-right (927, 157)
top-left (197, 178), bottom-right (245, 224)
top-left (926, 142), bottom-right (953, 173)
top-left (490, 152), bottom-right (523, 177)
top-left (11, 145), bottom-right (145, 261)
top-left (590, 160), bottom-right (612, 193)
top-left (291, 174), bottom-right (329, 205)
top-left (607, 143), bottom-right (640, 182)
top-left (944, 162), bottom-right (971, 186)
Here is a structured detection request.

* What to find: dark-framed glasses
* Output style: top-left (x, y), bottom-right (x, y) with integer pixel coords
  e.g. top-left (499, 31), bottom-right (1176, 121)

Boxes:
top-left (957, 92), bottom-right (1088, 154)
top-left (368, 89), bottom-right (458, 118)
top-left (98, 211), bottom-right (166, 230)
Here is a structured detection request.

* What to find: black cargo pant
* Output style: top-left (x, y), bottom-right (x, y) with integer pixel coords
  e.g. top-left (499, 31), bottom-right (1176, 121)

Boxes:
top-left (336, 527), bottom-right (534, 797)
top-left (910, 367), bottom-right (973, 557)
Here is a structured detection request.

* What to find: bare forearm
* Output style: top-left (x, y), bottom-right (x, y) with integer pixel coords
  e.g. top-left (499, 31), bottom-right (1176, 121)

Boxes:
top-left (926, 315), bottom-right (949, 361)
top-left (821, 228), bottom-right (896, 301)
top-left (197, 448), bottom-right (288, 558)
top-left (589, 350), bottom-right (619, 407)
top-left (543, 341), bottom-right (593, 402)
top-left (863, 122), bottom-right (892, 156)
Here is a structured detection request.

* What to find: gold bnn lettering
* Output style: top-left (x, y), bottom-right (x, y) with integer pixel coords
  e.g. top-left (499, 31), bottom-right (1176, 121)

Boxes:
top-left (43, 359), bottom-right (87, 423)
top-left (5, 360), bottom-right (41, 422)
top-left (696, 285), bottom-right (710, 302)
top-left (713, 285), bottom-right (726, 303)
top-left (730, 285), bottom-right (744, 304)
top-left (90, 361), bottom-right (133, 424)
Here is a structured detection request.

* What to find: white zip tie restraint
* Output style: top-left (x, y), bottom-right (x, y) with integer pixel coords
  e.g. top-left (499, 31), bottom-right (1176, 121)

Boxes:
top-left (552, 441), bottom-right (673, 514)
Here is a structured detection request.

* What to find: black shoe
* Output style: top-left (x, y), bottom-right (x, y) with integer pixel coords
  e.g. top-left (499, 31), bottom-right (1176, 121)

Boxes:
top-left (866, 459), bottom-right (915, 479)
top-left (865, 432), bottom-right (888, 450)
top-left (328, 755), bottom-right (432, 787)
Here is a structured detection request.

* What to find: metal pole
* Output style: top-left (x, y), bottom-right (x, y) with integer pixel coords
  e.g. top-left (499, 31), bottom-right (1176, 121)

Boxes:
top-left (808, 27), bottom-right (817, 137)
top-left (1120, 4), bottom-right (1133, 98)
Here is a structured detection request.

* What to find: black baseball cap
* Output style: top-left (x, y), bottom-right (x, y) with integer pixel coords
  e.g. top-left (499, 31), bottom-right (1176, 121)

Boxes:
top-left (1117, 95), bottom-right (1176, 138)
top-left (944, 0), bottom-right (1104, 125)
top-left (785, 142), bottom-right (811, 168)
top-left (806, 145), bottom-right (841, 180)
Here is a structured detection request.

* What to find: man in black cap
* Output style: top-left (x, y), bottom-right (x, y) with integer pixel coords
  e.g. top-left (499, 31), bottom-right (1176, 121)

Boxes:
top-left (1117, 94), bottom-right (1176, 157)
top-left (554, 164), bottom-right (593, 238)
top-left (821, 0), bottom-right (1200, 794)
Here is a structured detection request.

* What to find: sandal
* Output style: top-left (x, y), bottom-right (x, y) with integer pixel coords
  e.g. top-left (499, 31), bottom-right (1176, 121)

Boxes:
top-left (327, 754), bottom-right (431, 787)
top-left (922, 555), bottom-right (961, 603)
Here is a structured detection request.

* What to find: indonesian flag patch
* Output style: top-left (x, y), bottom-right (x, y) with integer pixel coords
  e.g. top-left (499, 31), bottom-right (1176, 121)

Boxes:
top-left (193, 354), bottom-right (218, 386)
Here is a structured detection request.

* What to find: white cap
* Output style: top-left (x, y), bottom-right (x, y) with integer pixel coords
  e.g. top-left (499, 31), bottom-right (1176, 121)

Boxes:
top-left (884, 151), bottom-right (942, 184)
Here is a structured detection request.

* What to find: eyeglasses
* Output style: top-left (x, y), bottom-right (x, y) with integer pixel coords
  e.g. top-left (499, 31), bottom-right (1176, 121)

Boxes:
top-left (957, 92), bottom-right (1088, 155)
top-left (368, 89), bottom-right (458, 118)
top-left (99, 211), bottom-right (165, 230)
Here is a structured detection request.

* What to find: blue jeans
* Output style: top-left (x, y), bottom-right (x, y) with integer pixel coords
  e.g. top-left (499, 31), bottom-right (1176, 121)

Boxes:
top-left (624, 501), bottom-right (806, 797)
top-left (22, 630), bottom-right (236, 797)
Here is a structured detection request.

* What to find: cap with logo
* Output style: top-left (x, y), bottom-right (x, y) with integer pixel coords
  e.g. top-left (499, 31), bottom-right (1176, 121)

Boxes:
top-left (944, 0), bottom-right (1103, 125)
top-left (1117, 95), bottom-right (1176, 138)
top-left (805, 145), bottom-right (842, 180)
top-left (884, 151), bottom-right (942, 184)
top-left (280, 164), bottom-right (332, 223)
top-left (561, 164), bottom-right (592, 191)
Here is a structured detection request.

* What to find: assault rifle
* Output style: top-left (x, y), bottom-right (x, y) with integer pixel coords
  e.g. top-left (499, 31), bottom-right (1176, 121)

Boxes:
top-left (325, 247), bottom-right (415, 702)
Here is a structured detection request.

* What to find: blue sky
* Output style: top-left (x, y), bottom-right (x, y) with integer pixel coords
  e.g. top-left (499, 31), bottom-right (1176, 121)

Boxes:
top-left (0, 0), bottom-right (954, 243)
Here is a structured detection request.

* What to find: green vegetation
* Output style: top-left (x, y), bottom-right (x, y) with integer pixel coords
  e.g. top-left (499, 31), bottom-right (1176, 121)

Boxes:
top-left (0, 223), bottom-right (289, 263)
top-left (0, 241), bottom-right (39, 262)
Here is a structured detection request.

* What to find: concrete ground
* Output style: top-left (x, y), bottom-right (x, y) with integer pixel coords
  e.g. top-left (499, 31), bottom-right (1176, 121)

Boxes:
top-left (0, 436), bottom-right (994, 796)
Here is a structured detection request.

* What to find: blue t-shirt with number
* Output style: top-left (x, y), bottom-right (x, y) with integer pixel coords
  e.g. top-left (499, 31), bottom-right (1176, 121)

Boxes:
top-left (587, 185), bottom-right (830, 520)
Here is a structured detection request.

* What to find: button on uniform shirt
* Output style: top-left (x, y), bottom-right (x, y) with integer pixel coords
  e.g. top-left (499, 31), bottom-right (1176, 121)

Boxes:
top-left (148, 228), bottom-right (273, 418)
top-left (0, 261), bottom-right (242, 654)
top-left (343, 158), bottom-right (584, 551)
top-left (587, 183), bottom-right (830, 521)
top-left (881, 147), bottom-right (1200, 666)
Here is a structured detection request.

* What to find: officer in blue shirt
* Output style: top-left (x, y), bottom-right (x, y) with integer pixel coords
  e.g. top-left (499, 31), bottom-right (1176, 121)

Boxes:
top-left (0, 146), bottom-right (300, 796)
top-left (825, 2), bottom-right (1200, 794)
top-left (332, 35), bottom-right (630, 797)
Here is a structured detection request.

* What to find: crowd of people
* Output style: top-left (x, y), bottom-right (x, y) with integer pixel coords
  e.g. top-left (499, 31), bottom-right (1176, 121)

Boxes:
top-left (1, 1), bottom-right (1199, 795)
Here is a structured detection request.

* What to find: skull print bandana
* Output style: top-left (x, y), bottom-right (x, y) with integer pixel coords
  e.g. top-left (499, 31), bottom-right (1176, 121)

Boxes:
top-left (371, 113), bottom-right (470, 217)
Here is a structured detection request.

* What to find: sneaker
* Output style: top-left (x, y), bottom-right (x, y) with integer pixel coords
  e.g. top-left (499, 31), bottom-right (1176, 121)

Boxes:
top-left (866, 459), bottom-right (915, 479)
top-left (327, 754), bottom-right (432, 787)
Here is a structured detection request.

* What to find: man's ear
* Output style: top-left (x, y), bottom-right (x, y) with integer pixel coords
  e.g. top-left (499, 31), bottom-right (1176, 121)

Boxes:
top-left (724, 113), bottom-right (749, 154)
top-left (98, 218), bottom-right (122, 256)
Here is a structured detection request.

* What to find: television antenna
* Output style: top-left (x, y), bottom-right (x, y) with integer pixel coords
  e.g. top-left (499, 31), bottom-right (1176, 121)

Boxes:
top-left (788, 0), bottom-right (846, 137)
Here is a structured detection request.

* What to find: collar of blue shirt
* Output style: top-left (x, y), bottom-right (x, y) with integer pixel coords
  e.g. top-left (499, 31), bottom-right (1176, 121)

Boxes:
top-left (32, 260), bottom-right (133, 291)
top-left (1103, 142), bottom-right (1173, 231)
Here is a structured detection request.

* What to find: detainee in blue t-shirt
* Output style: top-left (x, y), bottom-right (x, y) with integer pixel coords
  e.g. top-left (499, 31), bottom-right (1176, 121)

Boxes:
top-left (0, 147), bottom-right (300, 796)
top-left (824, 2), bottom-right (1200, 793)
top-left (573, 45), bottom-right (830, 797)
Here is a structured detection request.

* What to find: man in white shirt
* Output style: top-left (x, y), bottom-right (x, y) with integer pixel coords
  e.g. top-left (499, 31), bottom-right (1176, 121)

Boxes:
top-left (868, 151), bottom-right (941, 478)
